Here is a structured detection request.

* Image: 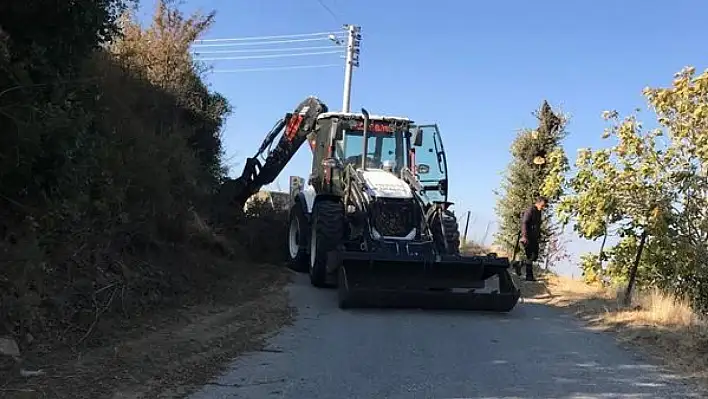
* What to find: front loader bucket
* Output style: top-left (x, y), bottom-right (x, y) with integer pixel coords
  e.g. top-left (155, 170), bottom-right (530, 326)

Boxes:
top-left (336, 251), bottom-right (521, 312)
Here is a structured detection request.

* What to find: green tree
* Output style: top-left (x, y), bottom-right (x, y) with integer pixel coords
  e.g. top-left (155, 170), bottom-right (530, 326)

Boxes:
top-left (547, 66), bottom-right (708, 309)
top-left (551, 110), bottom-right (675, 302)
top-left (494, 101), bottom-right (568, 261)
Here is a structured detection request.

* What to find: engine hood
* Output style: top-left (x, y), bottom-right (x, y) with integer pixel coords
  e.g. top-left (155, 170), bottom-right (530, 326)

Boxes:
top-left (358, 169), bottom-right (413, 199)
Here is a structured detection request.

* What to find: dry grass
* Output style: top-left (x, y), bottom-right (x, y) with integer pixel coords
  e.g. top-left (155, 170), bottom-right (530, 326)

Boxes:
top-left (0, 261), bottom-right (294, 399)
top-left (527, 272), bottom-right (708, 387)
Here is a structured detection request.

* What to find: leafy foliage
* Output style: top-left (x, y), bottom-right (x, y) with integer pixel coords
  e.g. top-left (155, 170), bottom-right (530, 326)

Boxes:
top-left (237, 198), bottom-right (291, 264)
top-left (0, 0), bottom-right (277, 348)
top-left (494, 101), bottom-right (569, 260)
top-left (548, 66), bottom-right (708, 312)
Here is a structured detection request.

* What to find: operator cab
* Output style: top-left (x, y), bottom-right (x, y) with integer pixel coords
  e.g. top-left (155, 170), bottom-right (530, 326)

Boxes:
top-left (312, 112), bottom-right (449, 204)
top-left (315, 112), bottom-right (411, 175)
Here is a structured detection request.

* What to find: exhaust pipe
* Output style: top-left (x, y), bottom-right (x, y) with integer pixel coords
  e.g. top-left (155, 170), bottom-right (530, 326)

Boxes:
top-left (361, 108), bottom-right (370, 170)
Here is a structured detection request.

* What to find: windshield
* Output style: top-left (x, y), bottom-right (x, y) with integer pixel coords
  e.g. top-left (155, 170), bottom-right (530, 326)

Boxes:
top-left (339, 127), bottom-right (405, 171)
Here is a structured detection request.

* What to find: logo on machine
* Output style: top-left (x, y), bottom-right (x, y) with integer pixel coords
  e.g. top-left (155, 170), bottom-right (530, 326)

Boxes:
top-left (352, 120), bottom-right (393, 133)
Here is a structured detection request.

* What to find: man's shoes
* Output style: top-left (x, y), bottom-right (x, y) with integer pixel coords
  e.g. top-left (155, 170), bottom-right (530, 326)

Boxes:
top-left (525, 262), bottom-right (535, 281)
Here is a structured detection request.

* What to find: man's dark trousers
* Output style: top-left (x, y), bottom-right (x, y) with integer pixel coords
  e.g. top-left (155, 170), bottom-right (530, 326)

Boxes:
top-left (523, 239), bottom-right (539, 281)
top-left (520, 204), bottom-right (542, 281)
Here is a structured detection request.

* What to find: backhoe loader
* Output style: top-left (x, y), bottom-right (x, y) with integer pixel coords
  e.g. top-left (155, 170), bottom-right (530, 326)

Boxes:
top-left (229, 96), bottom-right (521, 311)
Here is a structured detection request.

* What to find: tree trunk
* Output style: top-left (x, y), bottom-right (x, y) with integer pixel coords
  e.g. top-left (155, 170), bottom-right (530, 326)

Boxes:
top-left (598, 229), bottom-right (608, 260)
top-left (623, 230), bottom-right (648, 306)
top-left (544, 240), bottom-right (551, 271)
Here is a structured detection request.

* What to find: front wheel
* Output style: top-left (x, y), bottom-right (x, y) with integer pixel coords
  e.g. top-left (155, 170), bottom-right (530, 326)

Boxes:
top-left (430, 208), bottom-right (461, 255)
top-left (309, 200), bottom-right (344, 288)
top-left (441, 210), bottom-right (461, 255)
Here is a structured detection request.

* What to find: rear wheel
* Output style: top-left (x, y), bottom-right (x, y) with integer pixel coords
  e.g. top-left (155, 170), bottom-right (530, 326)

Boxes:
top-left (309, 200), bottom-right (344, 287)
top-left (287, 204), bottom-right (309, 272)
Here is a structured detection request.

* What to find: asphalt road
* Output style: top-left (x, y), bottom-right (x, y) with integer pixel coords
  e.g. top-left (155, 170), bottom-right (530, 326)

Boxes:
top-left (190, 274), bottom-right (700, 399)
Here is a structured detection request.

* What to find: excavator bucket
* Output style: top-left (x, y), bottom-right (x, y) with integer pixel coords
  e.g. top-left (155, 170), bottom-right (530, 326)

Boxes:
top-left (335, 243), bottom-right (521, 312)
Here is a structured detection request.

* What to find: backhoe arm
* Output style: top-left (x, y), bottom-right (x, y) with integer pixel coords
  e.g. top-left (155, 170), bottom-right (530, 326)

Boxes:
top-left (227, 96), bottom-right (328, 207)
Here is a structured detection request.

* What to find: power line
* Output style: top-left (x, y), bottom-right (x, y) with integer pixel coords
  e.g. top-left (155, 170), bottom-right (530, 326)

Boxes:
top-left (195, 30), bottom-right (343, 43)
top-left (193, 45), bottom-right (341, 55)
top-left (314, 0), bottom-right (340, 23)
top-left (192, 36), bottom-right (346, 48)
top-left (195, 50), bottom-right (343, 62)
top-left (210, 64), bottom-right (340, 73)
top-left (193, 24), bottom-right (355, 81)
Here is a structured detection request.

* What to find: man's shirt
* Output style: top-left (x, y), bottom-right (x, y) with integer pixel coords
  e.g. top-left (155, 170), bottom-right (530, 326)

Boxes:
top-left (521, 205), bottom-right (542, 243)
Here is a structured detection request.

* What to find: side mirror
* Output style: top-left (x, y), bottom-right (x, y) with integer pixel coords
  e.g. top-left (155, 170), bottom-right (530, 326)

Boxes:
top-left (411, 127), bottom-right (424, 147)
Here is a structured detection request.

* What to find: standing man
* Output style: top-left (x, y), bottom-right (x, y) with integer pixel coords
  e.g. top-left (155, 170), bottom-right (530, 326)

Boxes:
top-left (519, 196), bottom-right (547, 281)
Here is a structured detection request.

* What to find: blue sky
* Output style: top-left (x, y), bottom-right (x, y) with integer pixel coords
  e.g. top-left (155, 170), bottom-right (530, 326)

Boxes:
top-left (137, 0), bottom-right (707, 277)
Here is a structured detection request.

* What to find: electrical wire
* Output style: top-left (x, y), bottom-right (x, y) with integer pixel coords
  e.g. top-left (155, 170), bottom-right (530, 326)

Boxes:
top-left (314, 0), bottom-right (340, 23)
top-left (195, 30), bottom-right (343, 43)
top-left (192, 36), bottom-right (345, 48)
top-left (209, 64), bottom-right (340, 73)
top-left (195, 50), bottom-right (343, 61)
top-left (192, 45), bottom-right (341, 55)
top-left (193, 28), bottom-right (348, 74)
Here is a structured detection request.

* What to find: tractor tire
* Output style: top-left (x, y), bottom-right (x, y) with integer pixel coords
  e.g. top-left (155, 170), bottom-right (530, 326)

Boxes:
top-left (309, 199), bottom-right (344, 288)
top-left (442, 210), bottom-right (461, 255)
top-left (287, 204), bottom-right (309, 272)
top-left (431, 209), bottom-right (461, 255)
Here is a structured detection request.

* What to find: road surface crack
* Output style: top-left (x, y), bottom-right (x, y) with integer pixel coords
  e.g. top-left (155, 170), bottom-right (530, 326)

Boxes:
top-left (205, 378), bottom-right (286, 388)
top-left (258, 348), bottom-right (284, 353)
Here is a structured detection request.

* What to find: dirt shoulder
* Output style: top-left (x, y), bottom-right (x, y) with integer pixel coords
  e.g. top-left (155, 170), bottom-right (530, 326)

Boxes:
top-left (1, 261), bottom-right (294, 399)
top-left (522, 272), bottom-right (708, 389)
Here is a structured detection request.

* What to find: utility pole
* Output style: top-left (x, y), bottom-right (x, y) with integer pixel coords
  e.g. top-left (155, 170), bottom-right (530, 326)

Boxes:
top-left (463, 211), bottom-right (471, 244)
top-left (341, 24), bottom-right (361, 112)
top-left (481, 221), bottom-right (492, 246)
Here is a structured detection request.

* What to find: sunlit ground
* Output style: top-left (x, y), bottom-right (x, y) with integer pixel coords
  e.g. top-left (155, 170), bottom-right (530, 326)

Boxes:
top-left (526, 271), bottom-right (708, 389)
